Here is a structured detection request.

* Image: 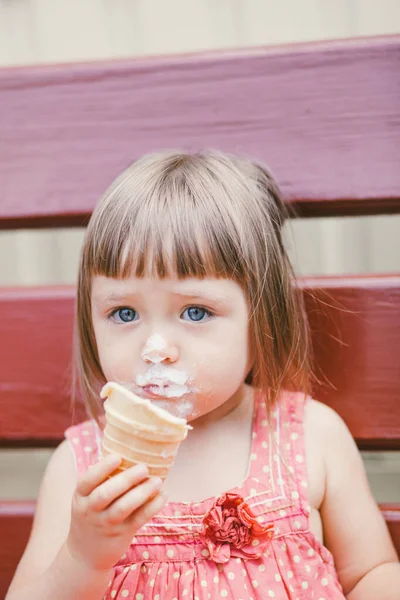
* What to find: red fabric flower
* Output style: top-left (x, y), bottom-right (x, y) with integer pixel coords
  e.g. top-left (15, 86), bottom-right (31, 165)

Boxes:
top-left (200, 492), bottom-right (274, 563)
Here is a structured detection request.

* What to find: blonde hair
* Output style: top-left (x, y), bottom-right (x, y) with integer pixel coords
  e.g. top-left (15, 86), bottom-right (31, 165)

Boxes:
top-left (74, 150), bottom-right (312, 421)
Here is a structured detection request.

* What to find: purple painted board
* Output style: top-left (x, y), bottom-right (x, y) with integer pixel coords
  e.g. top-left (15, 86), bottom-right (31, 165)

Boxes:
top-left (0, 37), bottom-right (399, 228)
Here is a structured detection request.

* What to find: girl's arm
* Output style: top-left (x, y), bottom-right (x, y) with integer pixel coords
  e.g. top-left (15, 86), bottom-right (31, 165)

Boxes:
top-left (6, 440), bottom-right (165, 600)
top-left (312, 401), bottom-right (400, 599)
top-left (6, 441), bottom-right (110, 600)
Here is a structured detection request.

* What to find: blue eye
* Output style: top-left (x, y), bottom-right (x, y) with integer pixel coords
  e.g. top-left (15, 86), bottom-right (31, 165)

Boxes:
top-left (111, 308), bottom-right (138, 323)
top-left (182, 306), bottom-right (211, 322)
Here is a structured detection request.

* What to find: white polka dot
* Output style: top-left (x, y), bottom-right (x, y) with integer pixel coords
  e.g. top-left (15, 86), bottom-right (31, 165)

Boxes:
top-left (130, 564), bottom-right (137, 570)
top-left (242, 569), bottom-right (247, 576)
top-left (288, 466), bottom-right (295, 474)
top-left (285, 443), bottom-right (291, 450)
top-left (121, 592), bottom-right (129, 599)
top-left (154, 536), bottom-right (161, 543)
top-left (277, 477), bottom-right (284, 486)
top-left (291, 432), bottom-right (299, 440)
top-left (154, 596), bottom-right (160, 600)
top-left (173, 572), bottom-right (179, 579)
top-left (308, 548), bottom-right (315, 557)
top-left (72, 437), bottom-right (79, 444)
top-left (295, 454), bottom-right (303, 463)
top-left (268, 591), bottom-right (275, 598)
top-left (142, 551), bottom-right (149, 559)
top-left (236, 558), bottom-right (241, 563)
top-left (120, 554), bottom-right (127, 560)
top-left (213, 576), bottom-right (219, 583)
top-left (167, 549), bottom-right (174, 558)
top-left (294, 520), bottom-right (302, 529)
top-left (258, 564), bottom-right (265, 572)
top-left (301, 480), bottom-right (307, 488)
top-left (294, 555), bottom-right (301, 563)
top-left (182, 591), bottom-right (188, 597)
top-left (252, 432), bottom-right (257, 439)
top-left (292, 491), bottom-right (299, 499)
top-left (202, 548), bottom-right (210, 557)
top-left (321, 578), bottom-right (329, 586)
top-left (275, 573), bottom-right (281, 581)
top-left (82, 430), bottom-right (90, 436)
top-left (273, 454), bottom-right (279, 462)
top-left (287, 570), bottom-right (294, 578)
top-left (262, 465), bottom-right (270, 473)
top-left (262, 419), bottom-right (267, 427)
top-left (305, 564), bottom-right (311, 573)
top-left (251, 538), bottom-right (260, 546)
top-left (281, 543), bottom-right (287, 551)
top-left (175, 510), bottom-right (182, 516)
top-left (250, 488), bottom-right (257, 496)
top-left (250, 453), bottom-right (257, 460)
top-left (84, 446), bottom-right (92, 453)
top-left (201, 580), bottom-right (207, 587)
top-left (111, 593), bottom-right (117, 599)
top-left (158, 567), bottom-right (163, 575)
top-left (302, 582), bottom-right (309, 589)
top-left (221, 591), bottom-right (228, 597)
top-left (279, 509), bottom-right (286, 517)
top-left (149, 580), bottom-right (155, 587)
top-left (135, 595), bottom-right (143, 600)
top-left (262, 441), bottom-right (268, 448)
top-left (279, 558), bottom-right (284, 566)
top-left (252, 580), bottom-right (259, 588)
top-left (228, 572), bottom-right (235, 580)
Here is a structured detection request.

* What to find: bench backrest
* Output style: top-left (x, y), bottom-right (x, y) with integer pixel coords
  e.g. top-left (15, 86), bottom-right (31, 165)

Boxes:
top-left (0, 36), bottom-right (399, 596)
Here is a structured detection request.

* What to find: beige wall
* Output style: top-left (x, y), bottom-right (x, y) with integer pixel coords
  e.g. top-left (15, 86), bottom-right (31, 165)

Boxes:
top-left (0, 0), bottom-right (399, 499)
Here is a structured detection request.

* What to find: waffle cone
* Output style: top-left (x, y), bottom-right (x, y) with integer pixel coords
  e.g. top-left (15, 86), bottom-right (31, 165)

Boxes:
top-left (101, 382), bottom-right (191, 479)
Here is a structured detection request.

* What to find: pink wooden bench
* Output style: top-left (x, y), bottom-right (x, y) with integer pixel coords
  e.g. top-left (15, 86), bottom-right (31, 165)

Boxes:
top-left (0, 35), bottom-right (399, 596)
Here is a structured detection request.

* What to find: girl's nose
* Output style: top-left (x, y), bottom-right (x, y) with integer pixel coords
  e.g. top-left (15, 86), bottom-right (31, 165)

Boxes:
top-left (141, 333), bottom-right (179, 364)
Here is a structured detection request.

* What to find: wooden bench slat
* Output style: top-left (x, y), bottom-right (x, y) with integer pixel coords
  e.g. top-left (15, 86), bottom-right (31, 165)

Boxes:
top-left (1, 36), bottom-right (400, 229)
top-left (0, 501), bottom-right (398, 597)
top-left (0, 275), bottom-right (399, 448)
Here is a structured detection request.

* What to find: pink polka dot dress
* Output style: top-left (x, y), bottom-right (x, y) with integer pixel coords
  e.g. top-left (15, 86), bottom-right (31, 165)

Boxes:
top-left (65, 391), bottom-right (345, 599)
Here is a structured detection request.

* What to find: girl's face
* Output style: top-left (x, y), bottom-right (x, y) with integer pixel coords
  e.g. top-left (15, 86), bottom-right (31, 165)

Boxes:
top-left (91, 275), bottom-right (252, 423)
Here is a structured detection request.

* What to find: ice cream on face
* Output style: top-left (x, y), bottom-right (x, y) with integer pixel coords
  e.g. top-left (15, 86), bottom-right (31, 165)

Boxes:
top-left (141, 334), bottom-right (169, 364)
top-left (101, 381), bottom-right (192, 479)
top-left (136, 364), bottom-right (191, 398)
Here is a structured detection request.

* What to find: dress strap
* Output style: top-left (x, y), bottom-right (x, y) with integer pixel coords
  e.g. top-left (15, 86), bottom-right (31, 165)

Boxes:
top-left (250, 389), bottom-right (311, 515)
top-left (65, 420), bottom-right (102, 476)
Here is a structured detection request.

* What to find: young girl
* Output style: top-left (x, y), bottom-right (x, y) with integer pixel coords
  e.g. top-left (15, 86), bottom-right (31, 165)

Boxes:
top-left (6, 151), bottom-right (399, 600)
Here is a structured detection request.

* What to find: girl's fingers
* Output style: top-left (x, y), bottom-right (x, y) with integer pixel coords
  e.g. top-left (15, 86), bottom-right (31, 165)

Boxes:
top-left (76, 454), bottom-right (122, 497)
top-left (105, 477), bottom-right (164, 524)
top-left (88, 463), bottom-right (150, 512)
top-left (128, 491), bottom-right (167, 531)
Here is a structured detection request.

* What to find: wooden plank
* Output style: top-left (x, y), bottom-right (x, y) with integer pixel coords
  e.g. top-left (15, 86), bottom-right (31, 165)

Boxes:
top-left (0, 275), bottom-right (399, 447)
top-left (303, 275), bottom-right (400, 449)
top-left (0, 287), bottom-right (86, 445)
top-left (0, 36), bottom-right (399, 229)
top-left (0, 501), bottom-right (35, 599)
top-left (0, 501), bottom-right (398, 597)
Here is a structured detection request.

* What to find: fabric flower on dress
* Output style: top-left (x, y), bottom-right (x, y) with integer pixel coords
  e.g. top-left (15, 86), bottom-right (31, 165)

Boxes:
top-left (200, 492), bottom-right (274, 563)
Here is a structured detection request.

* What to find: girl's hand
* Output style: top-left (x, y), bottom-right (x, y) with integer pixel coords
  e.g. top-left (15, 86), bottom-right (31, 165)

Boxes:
top-left (66, 455), bottom-right (166, 572)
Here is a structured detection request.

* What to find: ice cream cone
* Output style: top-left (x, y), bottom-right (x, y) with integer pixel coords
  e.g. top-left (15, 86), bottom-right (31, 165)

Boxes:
top-left (100, 382), bottom-right (191, 479)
